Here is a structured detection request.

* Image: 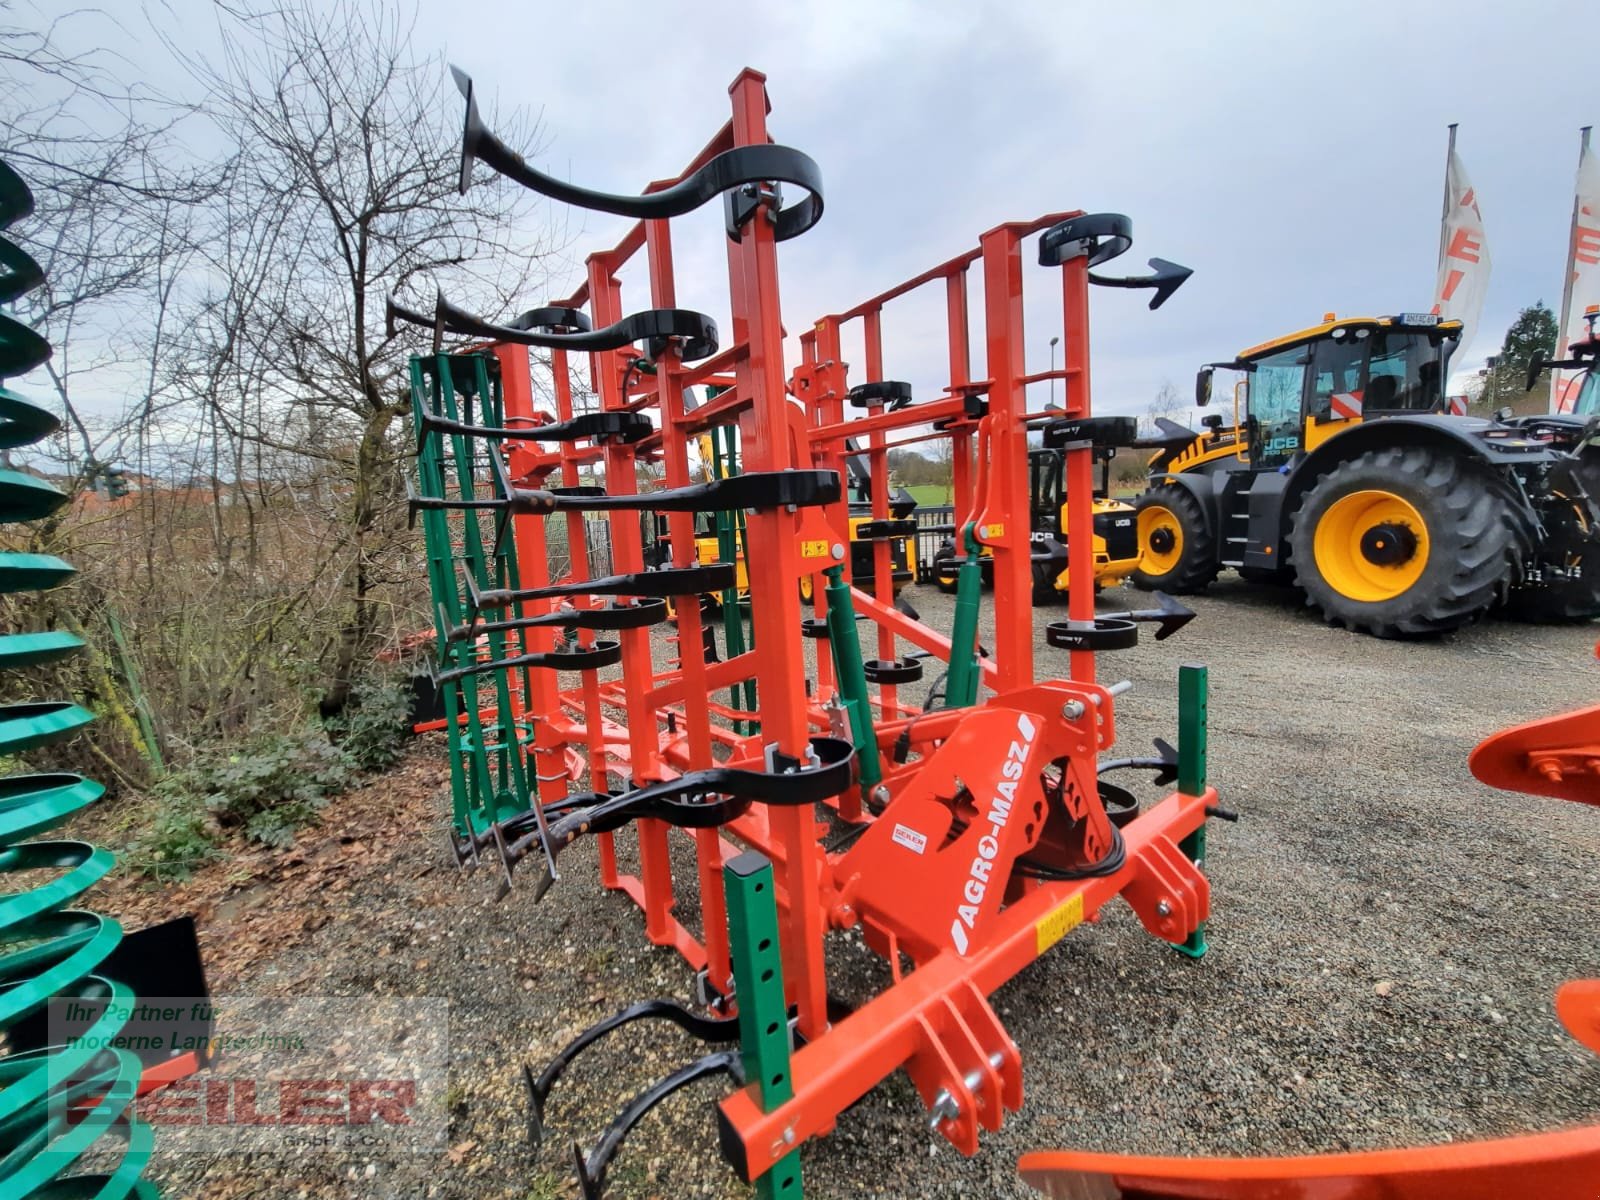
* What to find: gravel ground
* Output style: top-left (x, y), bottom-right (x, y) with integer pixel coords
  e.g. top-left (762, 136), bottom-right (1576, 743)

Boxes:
top-left (145, 577), bottom-right (1600, 1199)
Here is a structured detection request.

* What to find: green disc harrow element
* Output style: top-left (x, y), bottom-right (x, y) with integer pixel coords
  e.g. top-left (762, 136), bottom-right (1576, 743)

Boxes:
top-left (0, 157), bottom-right (163, 1200)
top-left (410, 351), bottom-right (537, 837)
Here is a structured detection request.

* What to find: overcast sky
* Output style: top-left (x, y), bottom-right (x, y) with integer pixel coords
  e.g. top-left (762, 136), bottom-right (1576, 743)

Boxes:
top-left (422, 0), bottom-right (1595, 416)
top-left (25, 0), bottom-right (1600, 425)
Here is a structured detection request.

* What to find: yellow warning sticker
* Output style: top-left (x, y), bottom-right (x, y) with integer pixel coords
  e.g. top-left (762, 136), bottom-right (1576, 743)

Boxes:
top-left (800, 539), bottom-right (830, 559)
top-left (1035, 893), bottom-right (1084, 956)
top-left (982, 522), bottom-right (1004, 540)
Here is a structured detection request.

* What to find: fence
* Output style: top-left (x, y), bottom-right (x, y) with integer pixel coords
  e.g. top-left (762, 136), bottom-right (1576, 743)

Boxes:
top-left (913, 505), bottom-right (955, 583)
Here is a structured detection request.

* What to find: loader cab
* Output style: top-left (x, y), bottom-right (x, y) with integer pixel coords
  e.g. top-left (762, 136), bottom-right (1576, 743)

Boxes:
top-left (1029, 447), bottom-right (1065, 532)
top-left (1221, 315), bottom-right (1462, 470)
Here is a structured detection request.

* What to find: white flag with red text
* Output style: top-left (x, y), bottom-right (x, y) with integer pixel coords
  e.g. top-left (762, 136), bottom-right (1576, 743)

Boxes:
top-left (1432, 149), bottom-right (1491, 351)
top-left (1553, 143), bottom-right (1600, 413)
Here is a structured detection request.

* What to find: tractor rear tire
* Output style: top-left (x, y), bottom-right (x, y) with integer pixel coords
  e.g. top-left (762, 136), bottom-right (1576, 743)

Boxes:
top-left (1289, 446), bottom-right (1523, 638)
top-left (1130, 484), bottom-right (1220, 594)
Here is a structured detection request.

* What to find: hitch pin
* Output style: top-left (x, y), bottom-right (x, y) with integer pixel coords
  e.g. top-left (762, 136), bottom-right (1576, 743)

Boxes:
top-left (1066, 679), bottom-right (1134, 719)
top-left (1092, 679), bottom-right (1134, 706)
top-left (927, 1051), bottom-right (1006, 1130)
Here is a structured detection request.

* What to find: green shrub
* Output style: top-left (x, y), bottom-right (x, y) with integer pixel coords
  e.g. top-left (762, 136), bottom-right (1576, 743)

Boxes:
top-left (200, 731), bottom-right (350, 848)
top-left (129, 791), bottom-right (219, 883)
top-left (323, 674), bottom-right (413, 771)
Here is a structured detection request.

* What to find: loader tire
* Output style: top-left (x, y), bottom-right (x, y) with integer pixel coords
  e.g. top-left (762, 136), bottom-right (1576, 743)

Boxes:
top-left (1130, 484), bottom-right (1219, 594)
top-left (932, 543), bottom-right (960, 594)
top-left (1289, 446), bottom-right (1523, 638)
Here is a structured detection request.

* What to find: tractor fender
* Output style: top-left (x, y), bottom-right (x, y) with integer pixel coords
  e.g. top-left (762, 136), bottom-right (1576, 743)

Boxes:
top-left (1148, 469), bottom-right (1228, 541)
top-left (1281, 415), bottom-right (1552, 539)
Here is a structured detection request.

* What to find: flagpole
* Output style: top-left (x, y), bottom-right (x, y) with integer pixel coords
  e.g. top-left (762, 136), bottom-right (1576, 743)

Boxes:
top-left (1438, 123), bottom-right (1458, 269)
top-left (1551, 126), bottom-right (1591, 411)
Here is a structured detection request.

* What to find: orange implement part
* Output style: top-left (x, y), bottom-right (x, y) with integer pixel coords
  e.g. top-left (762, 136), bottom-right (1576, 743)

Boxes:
top-left (1467, 702), bottom-right (1600, 805)
top-left (1556, 979), bottom-right (1600, 1054)
top-left (1017, 1126), bottom-right (1600, 1199)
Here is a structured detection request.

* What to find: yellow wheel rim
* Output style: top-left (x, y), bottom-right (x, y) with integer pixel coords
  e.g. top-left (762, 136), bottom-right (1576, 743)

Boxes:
top-left (1138, 505), bottom-right (1184, 575)
top-left (1313, 489), bottom-right (1430, 602)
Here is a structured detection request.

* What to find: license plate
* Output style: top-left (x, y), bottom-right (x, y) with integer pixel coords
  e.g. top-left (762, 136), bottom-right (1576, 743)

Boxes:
top-left (1398, 312), bottom-right (1440, 327)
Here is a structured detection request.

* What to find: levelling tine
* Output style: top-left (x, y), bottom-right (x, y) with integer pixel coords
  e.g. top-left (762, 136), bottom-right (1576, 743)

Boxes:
top-left (570, 1050), bottom-right (744, 1200)
top-left (1093, 592), bottom-right (1197, 641)
top-left (523, 997), bottom-right (741, 1157)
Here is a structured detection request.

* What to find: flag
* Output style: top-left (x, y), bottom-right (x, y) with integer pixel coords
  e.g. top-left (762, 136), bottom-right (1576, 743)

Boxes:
top-left (1432, 144), bottom-right (1491, 351)
top-left (1553, 136), bottom-right (1600, 413)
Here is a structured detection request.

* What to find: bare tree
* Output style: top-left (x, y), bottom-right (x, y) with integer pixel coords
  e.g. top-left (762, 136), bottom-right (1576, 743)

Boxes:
top-left (0, 1), bottom-right (218, 484)
top-left (1142, 379), bottom-right (1185, 436)
top-left (172, 0), bottom-right (556, 715)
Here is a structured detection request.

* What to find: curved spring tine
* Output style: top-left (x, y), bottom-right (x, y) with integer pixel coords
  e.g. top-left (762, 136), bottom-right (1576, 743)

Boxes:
top-left (570, 1050), bottom-right (745, 1198)
top-left (524, 999), bottom-right (740, 1158)
top-left (437, 291), bottom-right (719, 362)
top-left (442, 599), bottom-right (668, 645)
top-left (454, 68), bottom-right (822, 241)
top-left (1097, 738), bottom-right (1179, 787)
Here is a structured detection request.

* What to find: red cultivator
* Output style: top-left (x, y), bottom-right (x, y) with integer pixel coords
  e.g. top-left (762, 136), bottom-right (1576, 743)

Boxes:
top-left (395, 67), bottom-right (1211, 1196)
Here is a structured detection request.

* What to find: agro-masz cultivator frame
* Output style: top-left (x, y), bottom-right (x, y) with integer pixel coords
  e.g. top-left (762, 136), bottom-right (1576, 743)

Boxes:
top-left (391, 67), bottom-right (1215, 1196)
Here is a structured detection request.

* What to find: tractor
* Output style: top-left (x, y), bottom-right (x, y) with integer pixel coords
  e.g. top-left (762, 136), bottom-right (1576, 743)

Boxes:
top-left (1129, 312), bottom-right (1600, 635)
top-left (930, 441), bottom-right (1142, 601)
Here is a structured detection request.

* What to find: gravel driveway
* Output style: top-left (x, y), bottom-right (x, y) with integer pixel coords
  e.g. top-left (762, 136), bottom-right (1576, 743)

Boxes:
top-left (145, 576), bottom-right (1600, 1199)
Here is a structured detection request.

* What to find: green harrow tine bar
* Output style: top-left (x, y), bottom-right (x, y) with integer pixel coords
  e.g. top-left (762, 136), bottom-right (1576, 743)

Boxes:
top-left (411, 351), bottom-right (538, 836)
top-left (0, 157), bottom-right (163, 1199)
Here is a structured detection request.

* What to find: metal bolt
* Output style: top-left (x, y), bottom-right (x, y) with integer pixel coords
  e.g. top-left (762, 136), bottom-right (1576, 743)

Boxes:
top-left (1061, 700), bottom-right (1085, 720)
top-left (832, 543), bottom-right (845, 560)
top-left (1156, 899), bottom-right (1172, 917)
top-left (870, 784), bottom-right (891, 806)
top-left (783, 1126), bottom-right (796, 1145)
top-left (927, 1089), bottom-right (959, 1130)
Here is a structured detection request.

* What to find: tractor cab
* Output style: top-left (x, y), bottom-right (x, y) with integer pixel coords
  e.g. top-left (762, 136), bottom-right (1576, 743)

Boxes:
top-left (1526, 305), bottom-right (1600, 426)
top-left (1195, 314), bottom-right (1462, 470)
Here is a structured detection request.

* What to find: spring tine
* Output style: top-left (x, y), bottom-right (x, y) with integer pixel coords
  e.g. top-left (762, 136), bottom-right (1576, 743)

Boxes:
top-left (570, 1050), bottom-right (744, 1197)
top-left (524, 998), bottom-right (739, 1158)
top-left (490, 820), bottom-right (516, 900)
top-left (1096, 738), bottom-right (1180, 787)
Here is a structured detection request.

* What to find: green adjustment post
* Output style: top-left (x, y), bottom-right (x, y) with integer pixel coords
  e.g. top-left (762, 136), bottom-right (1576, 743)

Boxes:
top-left (1175, 662), bottom-right (1210, 959)
top-left (724, 851), bottom-right (801, 1200)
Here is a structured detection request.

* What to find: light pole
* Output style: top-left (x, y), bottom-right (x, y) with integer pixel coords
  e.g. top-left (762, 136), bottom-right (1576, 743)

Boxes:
top-left (1049, 335), bottom-right (1060, 407)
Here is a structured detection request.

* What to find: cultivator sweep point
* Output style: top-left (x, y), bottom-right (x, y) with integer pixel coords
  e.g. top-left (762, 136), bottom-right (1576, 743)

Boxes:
top-left (0, 157), bottom-right (206, 1200)
top-left (396, 67), bottom-right (1214, 1196)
